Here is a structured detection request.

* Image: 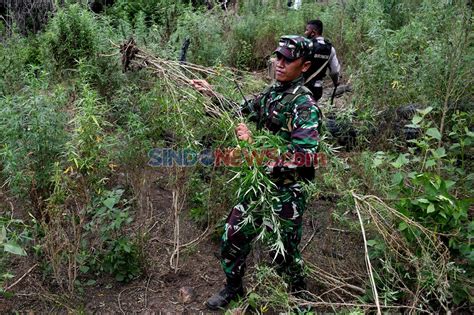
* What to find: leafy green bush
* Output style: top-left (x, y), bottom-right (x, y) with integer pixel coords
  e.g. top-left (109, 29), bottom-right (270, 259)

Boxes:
top-left (65, 83), bottom-right (115, 189)
top-left (171, 8), bottom-right (229, 66)
top-left (0, 34), bottom-right (43, 95)
top-left (353, 1), bottom-right (472, 110)
top-left (170, 1), bottom-right (320, 68)
top-left (108, 0), bottom-right (185, 34)
top-left (0, 81), bottom-right (68, 198)
top-left (365, 105), bottom-right (473, 308)
top-left (84, 189), bottom-right (142, 282)
top-left (102, 237), bottom-right (141, 282)
top-left (42, 4), bottom-right (100, 70)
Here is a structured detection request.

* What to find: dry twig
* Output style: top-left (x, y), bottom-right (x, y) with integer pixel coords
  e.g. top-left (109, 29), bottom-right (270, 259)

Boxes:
top-left (353, 194), bottom-right (381, 315)
top-left (118, 38), bottom-right (242, 119)
top-left (5, 263), bottom-right (38, 291)
top-left (301, 217), bottom-right (318, 253)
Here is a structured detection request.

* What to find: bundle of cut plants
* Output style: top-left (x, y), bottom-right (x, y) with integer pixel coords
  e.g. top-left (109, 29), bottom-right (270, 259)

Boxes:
top-left (118, 37), bottom-right (237, 117)
top-left (227, 131), bottom-right (295, 260)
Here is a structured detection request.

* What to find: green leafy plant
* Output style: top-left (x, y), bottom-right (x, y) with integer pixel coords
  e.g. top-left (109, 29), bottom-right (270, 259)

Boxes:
top-left (0, 81), bottom-right (68, 199)
top-left (230, 264), bottom-right (291, 313)
top-left (42, 4), bottom-right (100, 70)
top-left (365, 105), bottom-right (473, 309)
top-left (0, 215), bottom-right (30, 296)
top-left (65, 83), bottom-right (114, 191)
top-left (0, 217), bottom-right (28, 257)
top-left (102, 237), bottom-right (141, 282)
top-left (226, 130), bottom-right (290, 258)
top-left (84, 189), bottom-right (142, 282)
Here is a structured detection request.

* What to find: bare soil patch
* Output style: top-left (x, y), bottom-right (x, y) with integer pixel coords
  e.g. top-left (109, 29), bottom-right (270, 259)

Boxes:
top-left (1, 166), bottom-right (366, 313)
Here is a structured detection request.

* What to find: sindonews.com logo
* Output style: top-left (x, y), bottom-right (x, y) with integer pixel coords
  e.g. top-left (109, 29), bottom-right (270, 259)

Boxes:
top-left (148, 148), bottom-right (327, 168)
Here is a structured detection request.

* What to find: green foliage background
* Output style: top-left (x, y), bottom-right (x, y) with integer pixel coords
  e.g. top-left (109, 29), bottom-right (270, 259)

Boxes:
top-left (0, 0), bottom-right (472, 312)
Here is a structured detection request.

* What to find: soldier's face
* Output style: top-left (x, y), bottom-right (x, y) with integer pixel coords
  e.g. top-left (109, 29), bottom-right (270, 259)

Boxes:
top-left (275, 53), bottom-right (311, 83)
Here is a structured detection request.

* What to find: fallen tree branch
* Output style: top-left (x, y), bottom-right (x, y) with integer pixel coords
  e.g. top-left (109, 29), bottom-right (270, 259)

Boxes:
top-left (353, 193), bottom-right (381, 315)
top-left (118, 38), bottom-right (242, 119)
top-left (301, 217), bottom-right (318, 253)
top-left (5, 263), bottom-right (38, 291)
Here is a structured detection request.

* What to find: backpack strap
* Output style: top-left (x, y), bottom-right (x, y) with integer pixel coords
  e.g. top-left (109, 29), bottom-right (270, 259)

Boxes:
top-left (281, 85), bottom-right (312, 104)
top-left (282, 85), bottom-right (323, 121)
top-left (304, 59), bottom-right (330, 84)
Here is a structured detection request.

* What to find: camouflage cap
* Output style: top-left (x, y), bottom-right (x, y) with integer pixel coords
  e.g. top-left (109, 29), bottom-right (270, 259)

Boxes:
top-left (274, 35), bottom-right (313, 61)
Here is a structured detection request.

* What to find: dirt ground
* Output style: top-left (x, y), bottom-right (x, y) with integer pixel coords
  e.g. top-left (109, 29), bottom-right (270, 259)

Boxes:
top-left (0, 162), bottom-right (367, 313)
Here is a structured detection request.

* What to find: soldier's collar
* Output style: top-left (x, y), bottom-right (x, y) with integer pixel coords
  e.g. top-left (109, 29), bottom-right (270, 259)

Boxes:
top-left (274, 76), bottom-right (305, 93)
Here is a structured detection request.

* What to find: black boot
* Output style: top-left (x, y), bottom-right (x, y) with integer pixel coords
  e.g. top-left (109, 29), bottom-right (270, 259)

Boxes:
top-left (290, 278), bottom-right (307, 293)
top-left (206, 279), bottom-right (244, 310)
top-left (291, 278), bottom-right (313, 301)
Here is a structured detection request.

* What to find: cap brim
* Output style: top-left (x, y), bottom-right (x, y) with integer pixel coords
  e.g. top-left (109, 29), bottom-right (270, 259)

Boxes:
top-left (274, 47), bottom-right (296, 60)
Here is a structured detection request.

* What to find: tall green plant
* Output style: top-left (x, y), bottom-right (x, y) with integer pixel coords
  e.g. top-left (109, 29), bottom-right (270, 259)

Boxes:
top-left (353, 0), bottom-right (472, 110)
top-left (65, 83), bottom-right (115, 191)
top-left (0, 80), bottom-right (68, 199)
top-left (42, 4), bottom-right (99, 70)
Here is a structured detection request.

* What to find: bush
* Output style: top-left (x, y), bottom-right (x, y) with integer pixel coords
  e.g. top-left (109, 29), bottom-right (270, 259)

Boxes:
top-left (170, 1), bottom-right (320, 68)
top-left (353, 1), bottom-right (472, 110)
top-left (42, 4), bottom-right (100, 70)
top-left (171, 8), bottom-right (230, 66)
top-left (0, 35), bottom-right (42, 95)
top-left (102, 237), bottom-right (142, 282)
top-left (84, 189), bottom-right (142, 282)
top-left (65, 83), bottom-right (116, 189)
top-left (108, 0), bottom-right (186, 36)
top-left (0, 80), bottom-right (68, 199)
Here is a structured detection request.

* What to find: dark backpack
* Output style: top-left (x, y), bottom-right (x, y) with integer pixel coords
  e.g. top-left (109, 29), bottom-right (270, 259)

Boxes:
top-left (305, 39), bottom-right (332, 82)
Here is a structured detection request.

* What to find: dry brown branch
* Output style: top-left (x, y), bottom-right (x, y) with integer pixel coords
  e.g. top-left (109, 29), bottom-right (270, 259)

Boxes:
top-left (307, 262), bottom-right (365, 295)
top-left (118, 38), bottom-right (242, 120)
top-left (169, 188), bottom-right (183, 272)
top-left (352, 192), bottom-right (451, 312)
top-left (144, 275), bottom-right (152, 309)
top-left (354, 194), bottom-right (382, 315)
top-left (327, 227), bottom-right (351, 233)
top-left (301, 217), bottom-right (317, 253)
top-left (5, 263), bottom-right (38, 291)
top-left (169, 168), bottom-right (188, 272)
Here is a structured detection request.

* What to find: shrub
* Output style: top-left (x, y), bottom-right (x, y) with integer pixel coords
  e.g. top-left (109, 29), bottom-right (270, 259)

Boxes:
top-left (42, 4), bottom-right (100, 70)
top-left (0, 80), bottom-right (68, 200)
top-left (108, 0), bottom-right (186, 36)
top-left (0, 35), bottom-right (42, 95)
top-left (171, 8), bottom-right (229, 66)
top-left (353, 1), bottom-right (472, 110)
top-left (84, 189), bottom-right (142, 282)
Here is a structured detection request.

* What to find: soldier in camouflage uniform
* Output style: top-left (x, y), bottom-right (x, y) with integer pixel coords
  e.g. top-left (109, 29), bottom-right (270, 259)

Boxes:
top-left (192, 35), bottom-right (321, 310)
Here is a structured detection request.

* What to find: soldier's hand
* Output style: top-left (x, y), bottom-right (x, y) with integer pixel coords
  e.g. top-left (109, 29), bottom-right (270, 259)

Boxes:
top-left (235, 123), bottom-right (252, 143)
top-left (190, 79), bottom-right (214, 97)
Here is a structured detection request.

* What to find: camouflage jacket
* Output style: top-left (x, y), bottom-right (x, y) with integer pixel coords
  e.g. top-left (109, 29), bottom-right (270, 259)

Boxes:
top-left (242, 76), bottom-right (322, 182)
top-left (244, 76), bottom-right (322, 155)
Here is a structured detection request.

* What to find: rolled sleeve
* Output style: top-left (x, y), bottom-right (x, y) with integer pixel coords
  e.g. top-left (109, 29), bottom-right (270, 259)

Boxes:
top-left (328, 46), bottom-right (340, 75)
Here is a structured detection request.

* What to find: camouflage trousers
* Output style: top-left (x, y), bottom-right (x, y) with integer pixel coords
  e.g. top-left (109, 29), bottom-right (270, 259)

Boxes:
top-left (220, 182), bottom-right (306, 286)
